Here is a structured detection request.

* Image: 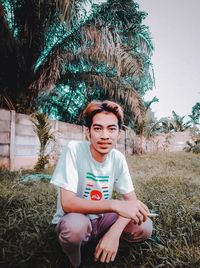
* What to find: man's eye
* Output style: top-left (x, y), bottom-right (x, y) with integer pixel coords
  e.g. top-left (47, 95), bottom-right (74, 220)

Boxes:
top-left (94, 127), bottom-right (101, 131)
top-left (109, 128), bottom-right (116, 132)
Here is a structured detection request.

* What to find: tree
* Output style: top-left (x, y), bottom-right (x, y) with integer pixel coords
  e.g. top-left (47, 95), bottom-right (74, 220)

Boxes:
top-left (133, 96), bottom-right (159, 136)
top-left (151, 111), bottom-right (191, 134)
top-left (0, 0), bottom-right (154, 126)
top-left (170, 111), bottom-right (190, 132)
top-left (188, 102), bottom-right (200, 126)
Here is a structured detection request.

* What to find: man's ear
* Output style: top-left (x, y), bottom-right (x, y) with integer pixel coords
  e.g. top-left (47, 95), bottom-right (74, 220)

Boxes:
top-left (85, 127), bottom-right (91, 141)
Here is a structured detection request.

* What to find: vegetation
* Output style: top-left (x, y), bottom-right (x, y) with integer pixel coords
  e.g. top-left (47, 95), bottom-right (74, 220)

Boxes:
top-left (0, 0), bottom-right (154, 127)
top-left (184, 135), bottom-right (200, 154)
top-left (143, 107), bottom-right (200, 137)
top-left (31, 112), bottom-right (55, 171)
top-left (134, 96), bottom-right (159, 136)
top-left (188, 102), bottom-right (200, 127)
top-left (131, 101), bottom-right (200, 138)
top-left (1, 152), bottom-right (200, 267)
top-left (136, 101), bottom-right (200, 138)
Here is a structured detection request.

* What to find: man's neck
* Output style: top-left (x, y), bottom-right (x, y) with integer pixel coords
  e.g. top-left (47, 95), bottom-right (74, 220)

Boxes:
top-left (90, 145), bottom-right (108, 163)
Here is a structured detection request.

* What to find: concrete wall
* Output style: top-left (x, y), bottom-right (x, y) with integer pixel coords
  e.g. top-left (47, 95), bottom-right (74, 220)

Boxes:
top-left (126, 130), bottom-right (191, 154)
top-left (0, 109), bottom-right (125, 170)
top-left (0, 109), bottom-right (192, 170)
top-left (0, 109), bottom-right (11, 168)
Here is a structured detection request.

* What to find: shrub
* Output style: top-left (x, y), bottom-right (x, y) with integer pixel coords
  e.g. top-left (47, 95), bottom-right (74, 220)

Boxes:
top-left (184, 137), bottom-right (200, 154)
top-left (30, 112), bottom-right (55, 171)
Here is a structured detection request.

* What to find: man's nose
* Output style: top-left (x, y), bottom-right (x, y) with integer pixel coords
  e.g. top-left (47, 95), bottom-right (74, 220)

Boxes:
top-left (100, 130), bottom-right (109, 139)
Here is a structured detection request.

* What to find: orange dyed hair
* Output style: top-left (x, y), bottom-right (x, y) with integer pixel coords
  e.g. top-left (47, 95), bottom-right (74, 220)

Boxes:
top-left (82, 100), bottom-right (124, 129)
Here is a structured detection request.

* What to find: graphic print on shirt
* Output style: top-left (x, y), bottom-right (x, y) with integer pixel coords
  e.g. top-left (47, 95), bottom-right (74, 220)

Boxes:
top-left (83, 172), bottom-right (109, 200)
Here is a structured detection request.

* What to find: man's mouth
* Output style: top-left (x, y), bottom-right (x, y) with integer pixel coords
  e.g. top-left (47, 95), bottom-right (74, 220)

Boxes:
top-left (98, 142), bottom-right (112, 148)
top-left (98, 142), bottom-right (112, 145)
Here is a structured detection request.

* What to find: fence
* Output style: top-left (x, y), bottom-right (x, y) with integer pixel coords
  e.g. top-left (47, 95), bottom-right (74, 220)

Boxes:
top-left (0, 109), bottom-right (125, 170)
top-left (128, 131), bottom-right (192, 154)
top-left (0, 109), bottom-right (192, 170)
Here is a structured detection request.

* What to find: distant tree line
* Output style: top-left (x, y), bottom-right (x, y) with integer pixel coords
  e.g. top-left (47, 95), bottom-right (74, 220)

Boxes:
top-left (141, 102), bottom-right (200, 138)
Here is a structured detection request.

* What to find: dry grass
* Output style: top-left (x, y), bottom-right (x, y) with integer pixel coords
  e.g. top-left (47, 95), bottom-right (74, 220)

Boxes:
top-left (0, 152), bottom-right (200, 268)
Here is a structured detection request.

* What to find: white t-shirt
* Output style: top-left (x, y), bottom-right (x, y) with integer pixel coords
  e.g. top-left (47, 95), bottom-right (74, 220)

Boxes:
top-left (50, 140), bottom-right (134, 224)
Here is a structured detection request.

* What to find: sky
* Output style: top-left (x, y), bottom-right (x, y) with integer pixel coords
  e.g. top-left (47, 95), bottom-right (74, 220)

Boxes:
top-left (137, 0), bottom-right (200, 120)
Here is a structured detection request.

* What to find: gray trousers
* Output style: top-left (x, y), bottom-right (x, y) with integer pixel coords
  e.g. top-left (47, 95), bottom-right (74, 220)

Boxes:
top-left (56, 213), bottom-right (153, 267)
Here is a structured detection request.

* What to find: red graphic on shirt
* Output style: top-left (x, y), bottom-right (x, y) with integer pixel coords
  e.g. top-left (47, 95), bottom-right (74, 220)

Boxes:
top-left (90, 190), bottom-right (102, 200)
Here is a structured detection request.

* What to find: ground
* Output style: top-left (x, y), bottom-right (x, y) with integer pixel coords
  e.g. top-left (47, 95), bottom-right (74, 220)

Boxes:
top-left (0, 152), bottom-right (200, 267)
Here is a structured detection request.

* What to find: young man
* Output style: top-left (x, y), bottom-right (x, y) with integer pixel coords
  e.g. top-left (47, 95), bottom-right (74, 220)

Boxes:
top-left (50, 100), bottom-right (153, 267)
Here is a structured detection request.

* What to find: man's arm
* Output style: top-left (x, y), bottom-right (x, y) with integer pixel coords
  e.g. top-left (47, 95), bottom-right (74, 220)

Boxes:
top-left (61, 188), bottom-right (148, 220)
top-left (94, 191), bottom-right (150, 263)
top-left (108, 191), bottom-right (149, 230)
top-left (61, 188), bottom-right (113, 214)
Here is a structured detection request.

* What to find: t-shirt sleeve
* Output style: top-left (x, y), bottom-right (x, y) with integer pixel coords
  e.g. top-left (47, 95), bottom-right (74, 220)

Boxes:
top-left (114, 153), bottom-right (134, 194)
top-left (50, 143), bottom-right (79, 193)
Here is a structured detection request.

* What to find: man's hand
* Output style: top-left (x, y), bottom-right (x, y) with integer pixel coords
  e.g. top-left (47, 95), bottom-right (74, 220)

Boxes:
top-left (94, 230), bottom-right (120, 263)
top-left (113, 199), bottom-right (149, 224)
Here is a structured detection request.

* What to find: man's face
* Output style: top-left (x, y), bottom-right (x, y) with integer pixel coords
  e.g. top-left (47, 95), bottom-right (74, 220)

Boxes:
top-left (87, 112), bottom-right (121, 161)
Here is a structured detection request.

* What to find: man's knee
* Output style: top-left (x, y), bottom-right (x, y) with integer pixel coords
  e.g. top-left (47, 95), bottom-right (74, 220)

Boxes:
top-left (58, 213), bottom-right (92, 244)
top-left (140, 218), bottom-right (153, 240)
top-left (123, 218), bottom-right (153, 242)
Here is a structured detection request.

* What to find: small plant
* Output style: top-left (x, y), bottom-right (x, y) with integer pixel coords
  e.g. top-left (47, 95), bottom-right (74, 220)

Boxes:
top-left (31, 112), bottom-right (55, 171)
top-left (162, 132), bottom-right (173, 152)
top-left (184, 137), bottom-right (200, 154)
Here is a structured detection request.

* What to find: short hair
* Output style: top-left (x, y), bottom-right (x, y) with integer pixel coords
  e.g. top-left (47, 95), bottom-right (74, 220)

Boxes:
top-left (82, 100), bottom-right (124, 129)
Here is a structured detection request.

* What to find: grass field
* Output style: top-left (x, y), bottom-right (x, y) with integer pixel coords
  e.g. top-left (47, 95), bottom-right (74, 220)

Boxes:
top-left (0, 152), bottom-right (200, 268)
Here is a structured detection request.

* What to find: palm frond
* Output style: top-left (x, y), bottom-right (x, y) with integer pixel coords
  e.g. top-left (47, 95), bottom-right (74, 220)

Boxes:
top-left (32, 25), bottom-right (143, 95)
top-left (137, 27), bottom-right (154, 56)
top-left (81, 73), bottom-right (145, 124)
top-left (144, 96), bottom-right (159, 111)
top-left (0, 2), bottom-right (16, 52)
top-left (55, 0), bottom-right (92, 22)
top-left (56, 0), bottom-right (81, 28)
top-left (30, 47), bottom-right (62, 93)
top-left (79, 25), bottom-right (143, 77)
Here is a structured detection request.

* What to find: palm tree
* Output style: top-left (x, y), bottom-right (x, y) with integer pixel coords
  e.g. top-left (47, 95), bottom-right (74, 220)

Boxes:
top-left (0, 0), bottom-right (154, 126)
top-left (152, 111), bottom-right (191, 134)
top-left (133, 96), bottom-right (158, 135)
top-left (171, 111), bottom-right (191, 132)
top-left (188, 102), bottom-right (200, 126)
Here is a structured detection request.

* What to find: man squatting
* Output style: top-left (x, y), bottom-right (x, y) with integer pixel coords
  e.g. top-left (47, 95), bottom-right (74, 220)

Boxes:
top-left (50, 100), bottom-right (153, 267)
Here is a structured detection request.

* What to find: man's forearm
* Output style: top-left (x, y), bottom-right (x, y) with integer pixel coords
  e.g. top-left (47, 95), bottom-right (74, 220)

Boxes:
top-left (108, 216), bottom-right (131, 237)
top-left (61, 188), bottom-right (147, 220)
top-left (107, 191), bottom-right (137, 235)
top-left (62, 191), bottom-right (116, 214)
